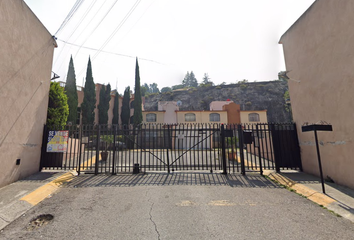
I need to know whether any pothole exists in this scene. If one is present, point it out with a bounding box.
[26,214,54,231]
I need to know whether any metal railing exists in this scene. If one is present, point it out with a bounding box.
[40,123,301,175]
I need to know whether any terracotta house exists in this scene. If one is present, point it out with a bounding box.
[279,0,354,189]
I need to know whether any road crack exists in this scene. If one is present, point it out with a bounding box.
[147,192,160,240]
[149,202,160,240]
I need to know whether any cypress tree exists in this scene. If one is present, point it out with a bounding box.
[81,57,96,125]
[105,83,111,122]
[133,58,142,125]
[121,86,130,125]
[112,91,119,125]
[98,85,108,124]
[64,55,78,124]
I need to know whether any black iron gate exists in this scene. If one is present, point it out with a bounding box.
[40,123,302,175]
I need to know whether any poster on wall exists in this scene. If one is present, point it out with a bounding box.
[46,130,69,152]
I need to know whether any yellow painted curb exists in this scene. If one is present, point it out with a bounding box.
[267,172,335,207]
[79,156,98,171]
[20,171,76,206]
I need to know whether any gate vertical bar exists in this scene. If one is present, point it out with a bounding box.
[256,124,263,175]
[95,125,100,175]
[112,125,116,175]
[238,124,246,175]
[221,124,227,174]
[77,124,83,175]
[166,125,171,173]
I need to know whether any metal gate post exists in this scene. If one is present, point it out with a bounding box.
[77,124,83,175]
[238,124,246,175]
[166,125,171,173]
[95,125,100,175]
[112,125,116,175]
[39,124,48,171]
[221,124,227,174]
[256,124,263,175]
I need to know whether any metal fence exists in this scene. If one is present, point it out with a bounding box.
[40,123,302,175]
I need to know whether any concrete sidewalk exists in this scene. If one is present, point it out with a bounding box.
[265,170,354,223]
[0,171,76,230]
[1,169,354,231]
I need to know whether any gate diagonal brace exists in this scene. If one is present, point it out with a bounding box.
[123,132,167,166]
[169,130,218,166]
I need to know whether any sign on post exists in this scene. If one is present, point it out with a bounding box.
[46,130,69,152]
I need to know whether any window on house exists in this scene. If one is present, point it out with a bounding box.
[130,100,134,109]
[209,113,220,122]
[248,113,260,122]
[185,113,196,122]
[146,113,157,122]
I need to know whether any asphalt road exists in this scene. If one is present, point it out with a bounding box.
[2,172,354,240]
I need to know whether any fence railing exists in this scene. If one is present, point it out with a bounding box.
[40,123,302,175]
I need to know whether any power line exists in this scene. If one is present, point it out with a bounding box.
[75,0,143,78]
[92,0,142,60]
[55,0,121,80]
[73,0,120,59]
[54,0,85,36]
[114,0,156,46]
[54,0,100,67]
[57,39,165,65]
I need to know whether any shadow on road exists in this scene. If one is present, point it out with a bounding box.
[64,172,281,189]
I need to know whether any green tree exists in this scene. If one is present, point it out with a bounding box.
[47,82,69,128]
[81,57,96,125]
[143,83,150,92]
[121,86,130,125]
[182,71,190,87]
[140,85,147,96]
[112,91,119,124]
[98,84,111,124]
[133,58,143,125]
[182,71,198,87]
[189,71,198,87]
[161,87,172,93]
[64,56,78,124]
[149,83,159,93]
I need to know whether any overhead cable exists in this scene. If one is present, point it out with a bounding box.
[54,0,85,36]
[92,0,142,60]
[58,39,165,65]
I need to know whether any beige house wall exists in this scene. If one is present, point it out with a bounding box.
[240,111,268,124]
[177,111,227,124]
[142,111,165,124]
[0,1,56,187]
[279,0,354,189]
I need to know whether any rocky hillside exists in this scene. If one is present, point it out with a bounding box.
[144,80,292,123]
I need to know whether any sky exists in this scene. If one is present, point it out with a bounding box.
[24,0,315,94]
